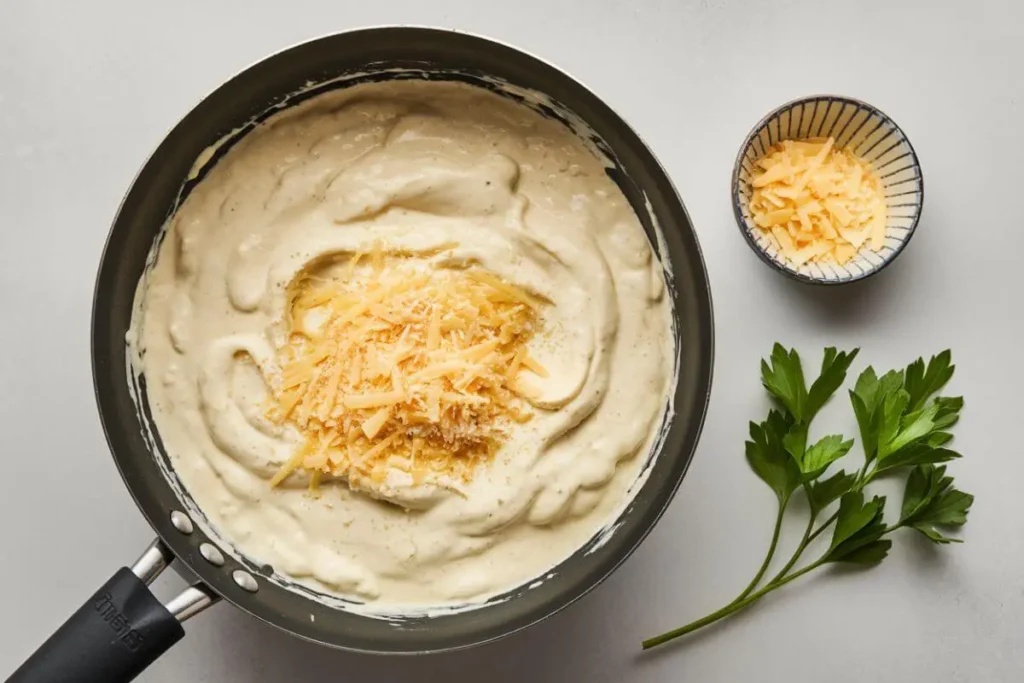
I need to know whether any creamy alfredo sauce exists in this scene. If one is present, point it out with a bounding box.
[131,79,674,610]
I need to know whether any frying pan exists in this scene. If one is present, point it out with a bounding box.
[8,27,713,683]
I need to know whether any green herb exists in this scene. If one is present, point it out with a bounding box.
[642,345,973,650]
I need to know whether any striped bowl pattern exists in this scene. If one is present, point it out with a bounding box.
[732,96,923,284]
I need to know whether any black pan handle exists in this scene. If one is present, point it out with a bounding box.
[7,539,218,683]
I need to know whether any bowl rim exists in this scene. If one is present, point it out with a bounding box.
[731,94,925,286]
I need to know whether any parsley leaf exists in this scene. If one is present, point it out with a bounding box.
[899,464,974,544]
[761,344,807,422]
[879,403,938,460]
[825,491,889,563]
[763,346,858,426]
[797,435,854,478]
[874,445,960,475]
[806,347,859,421]
[745,410,801,503]
[904,350,954,413]
[764,346,859,485]
[807,470,858,511]
[852,357,963,471]
[853,367,905,409]
[933,396,964,430]
[877,389,911,455]
[849,367,904,462]
[836,539,893,565]
[782,428,807,469]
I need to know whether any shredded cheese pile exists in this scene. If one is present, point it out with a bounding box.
[749,137,887,267]
[266,252,547,492]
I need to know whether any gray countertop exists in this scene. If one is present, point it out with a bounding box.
[2,1,1021,681]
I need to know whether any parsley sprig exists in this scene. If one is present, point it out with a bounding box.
[643,346,973,650]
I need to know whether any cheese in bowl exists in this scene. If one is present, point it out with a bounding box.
[130,79,674,610]
[749,137,887,268]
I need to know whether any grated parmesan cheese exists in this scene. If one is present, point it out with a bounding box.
[266,251,548,491]
[749,137,887,268]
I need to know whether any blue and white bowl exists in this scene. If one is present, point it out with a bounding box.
[732,95,923,284]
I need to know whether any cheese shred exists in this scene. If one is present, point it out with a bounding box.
[267,252,548,489]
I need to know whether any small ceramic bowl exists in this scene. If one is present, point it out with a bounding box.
[732,95,923,284]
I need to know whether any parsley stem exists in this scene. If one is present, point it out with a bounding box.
[772,463,873,575]
[732,501,787,603]
[807,510,839,544]
[642,558,826,650]
[759,464,876,592]
[765,510,818,585]
[773,466,870,570]
[857,460,872,481]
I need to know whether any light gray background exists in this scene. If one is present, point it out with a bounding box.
[1,0,1020,681]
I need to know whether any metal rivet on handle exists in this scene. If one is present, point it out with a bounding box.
[170,511,194,534]
[233,570,258,593]
[199,543,224,566]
